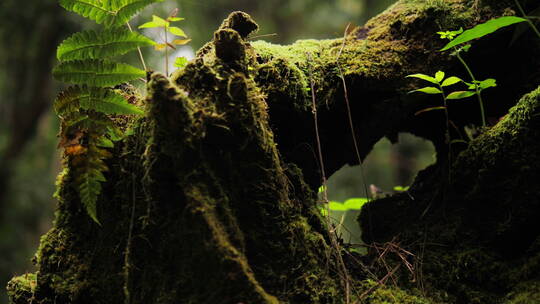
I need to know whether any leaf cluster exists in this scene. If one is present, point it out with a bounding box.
[139,13,191,51]
[440,16,526,51]
[406,15,525,120]
[408,71,496,102]
[53,0,161,223]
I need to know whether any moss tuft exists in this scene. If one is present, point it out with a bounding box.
[7,273,36,304]
[219,11,259,38]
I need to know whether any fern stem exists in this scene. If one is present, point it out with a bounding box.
[127,22,148,71]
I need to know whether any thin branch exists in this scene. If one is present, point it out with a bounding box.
[127,22,148,71]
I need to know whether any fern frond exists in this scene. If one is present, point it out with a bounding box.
[57,29,155,61]
[60,0,164,28]
[68,114,117,133]
[59,0,112,25]
[83,87,144,115]
[104,0,165,27]
[73,143,109,224]
[55,86,144,117]
[53,59,145,87]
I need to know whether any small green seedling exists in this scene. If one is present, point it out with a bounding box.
[437,28,463,40]
[406,70,465,119]
[438,16,526,126]
[407,70,469,165]
[139,8,191,75]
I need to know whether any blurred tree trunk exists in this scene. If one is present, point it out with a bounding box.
[0,2,75,301]
[0,1,73,216]
[7,0,540,303]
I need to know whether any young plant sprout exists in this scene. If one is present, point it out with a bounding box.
[438,16,526,126]
[406,70,464,163]
[139,8,191,76]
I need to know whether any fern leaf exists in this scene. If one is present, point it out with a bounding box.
[53,60,145,87]
[65,114,90,127]
[57,29,155,61]
[76,163,103,224]
[59,0,112,25]
[97,137,114,148]
[83,88,144,115]
[73,142,112,224]
[60,0,164,27]
[55,86,144,116]
[54,86,85,116]
[104,0,165,28]
[72,116,117,135]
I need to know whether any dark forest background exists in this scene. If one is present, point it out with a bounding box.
[0,0,435,301]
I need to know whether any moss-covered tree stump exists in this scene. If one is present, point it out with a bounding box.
[7,0,540,303]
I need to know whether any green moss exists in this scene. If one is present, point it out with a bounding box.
[251,38,343,112]
[360,85,540,304]
[218,11,259,39]
[505,281,540,304]
[14,1,533,303]
[7,273,36,304]
[356,280,437,304]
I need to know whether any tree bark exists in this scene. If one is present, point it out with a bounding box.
[7,0,540,303]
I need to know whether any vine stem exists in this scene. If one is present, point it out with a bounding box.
[307,52,352,304]
[456,51,486,126]
[126,22,148,71]
[336,24,371,202]
[514,0,540,39]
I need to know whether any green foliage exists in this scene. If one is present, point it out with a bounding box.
[54,86,143,116]
[138,14,187,38]
[53,0,160,223]
[437,17,512,126]
[407,14,522,128]
[393,185,409,192]
[138,9,191,75]
[73,141,111,224]
[57,29,156,61]
[59,0,165,28]
[343,198,369,210]
[440,16,526,51]
[407,71,463,99]
[174,57,188,68]
[324,197,369,212]
[408,72,497,104]
[53,59,145,87]
[437,28,463,40]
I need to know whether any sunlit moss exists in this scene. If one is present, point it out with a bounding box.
[6,273,36,304]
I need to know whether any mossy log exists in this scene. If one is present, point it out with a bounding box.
[7,0,540,303]
[360,85,540,303]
